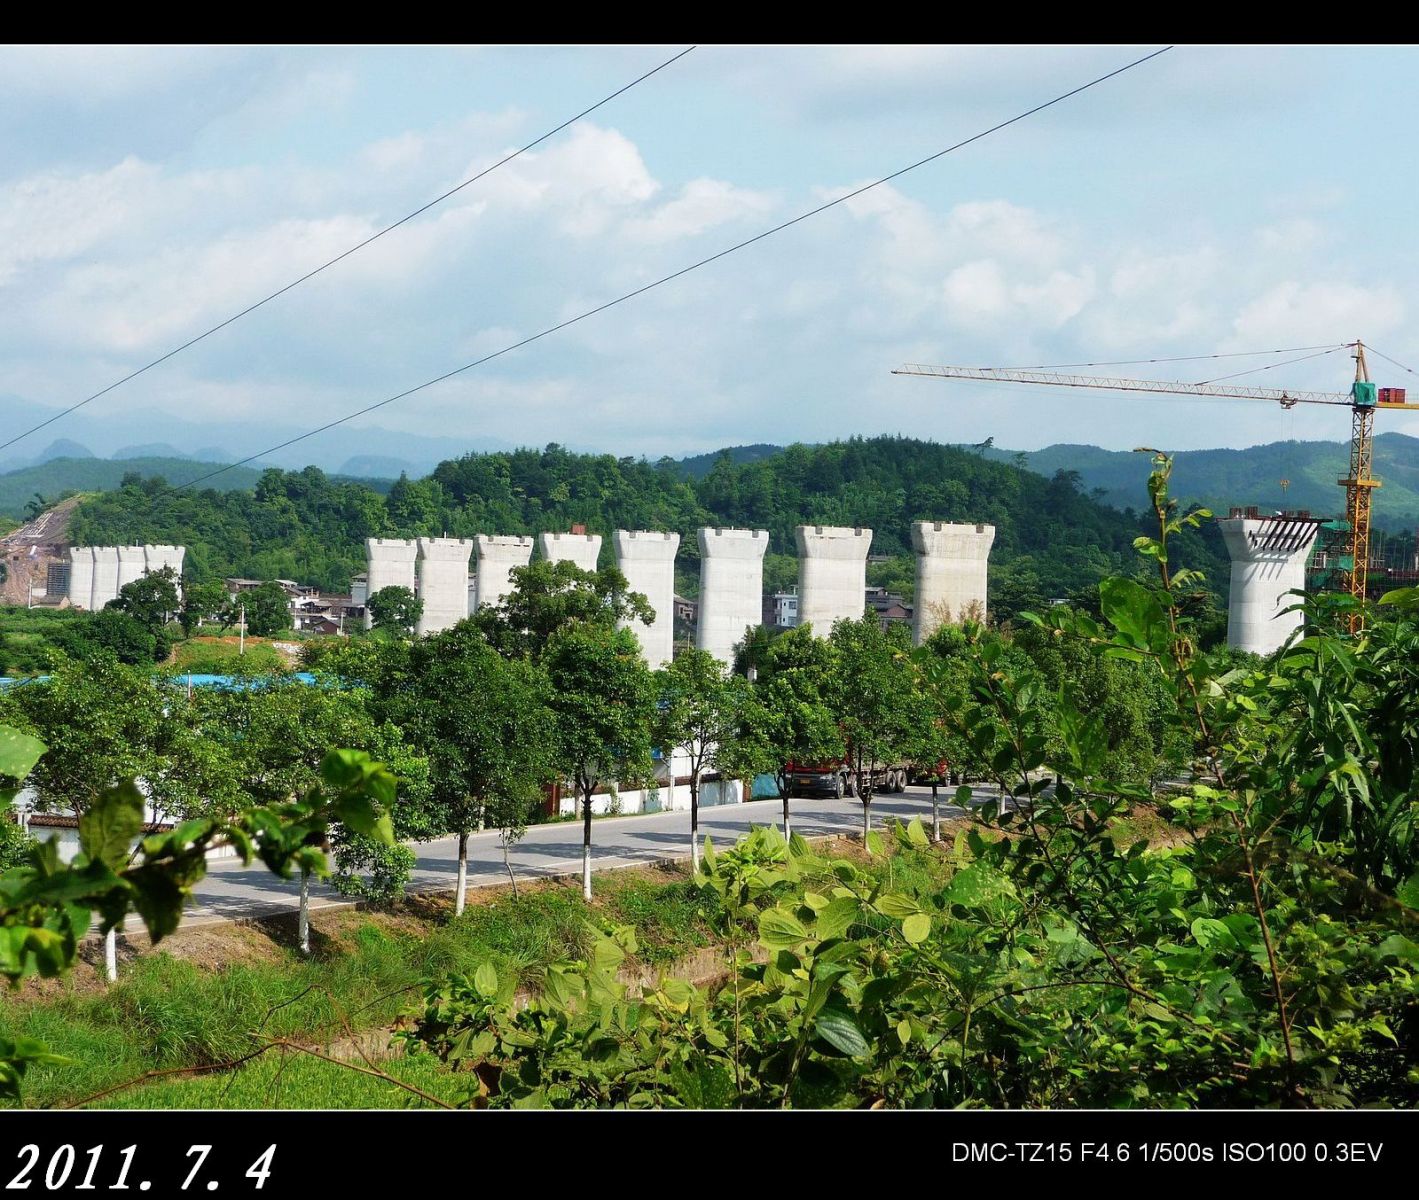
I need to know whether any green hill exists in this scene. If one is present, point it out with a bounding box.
[991,433,1419,530]
[65,438,1226,617]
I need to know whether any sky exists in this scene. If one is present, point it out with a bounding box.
[2,42,1418,465]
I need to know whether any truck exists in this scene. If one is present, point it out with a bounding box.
[781,756,944,799]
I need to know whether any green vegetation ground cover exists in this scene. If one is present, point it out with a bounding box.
[0,859,739,1109]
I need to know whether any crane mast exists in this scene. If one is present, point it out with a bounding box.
[893,341,1419,631]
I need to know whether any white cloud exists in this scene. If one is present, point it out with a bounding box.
[1229,281,1404,348]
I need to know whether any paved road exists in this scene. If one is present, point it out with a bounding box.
[170,783,995,929]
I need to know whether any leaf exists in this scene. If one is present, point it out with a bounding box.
[901,912,931,945]
[865,830,884,857]
[758,908,810,950]
[0,726,45,781]
[905,817,929,849]
[814,896,859,941]
[1397,870,1419,912]
[1099,577,1167,652]
[875,892,923,919]
[945,864,1017,911]
[79,782,145,871]
[815,1008,870,1058]
[1190,917,1237,952]
[474,962,498,998]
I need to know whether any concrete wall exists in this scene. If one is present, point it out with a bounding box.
[1218,516,1320,656]
[416,537,474,636]
[796,525,872,635]
[89,547,120,610]
[911,521,996,645]
[614,530,679,669]
[364,538,419,630]
[474,535,534,610]
[146,544,186,578]
[116,546,147,592]
[696,527,769,665]
[67,547,94,610]
[146,545,186,601]
[539,531,601,572]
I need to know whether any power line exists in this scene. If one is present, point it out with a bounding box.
[0,45,697,458]
[176,45,1174,491]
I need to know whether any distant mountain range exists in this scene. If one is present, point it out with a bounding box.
[0,393,540,481]
[983,433,1419,530]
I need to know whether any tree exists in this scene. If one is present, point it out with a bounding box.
[368,585,423,637]
[543,623,656,899]
[0,654,174,979]
[473,560,651,661]
[750,626,844,839]
[826,615,917,838]
[51,608,162,665]
[654,649,750,871]
[241,581,293,637]
[199,679,405,951]
[388,624,555,911]
[108,566,180,635]
[179,579,232,635]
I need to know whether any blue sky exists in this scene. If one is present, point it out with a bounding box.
[2,43,1417,463]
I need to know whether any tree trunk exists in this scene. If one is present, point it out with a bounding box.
[690,770,700,873]
[104,927,117,983]
[298,867,311,955]
[931,782,940,842]
[782,792,791,841]
[582,786,594,901]
[455,831,469,917]
[861,794,872,841]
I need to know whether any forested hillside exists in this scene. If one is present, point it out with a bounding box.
[66,437,1229,613]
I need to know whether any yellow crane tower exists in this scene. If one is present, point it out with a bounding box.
[893,341,1419,631]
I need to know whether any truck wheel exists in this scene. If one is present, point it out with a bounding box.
[832,774,844,799]
[843,774,856,798]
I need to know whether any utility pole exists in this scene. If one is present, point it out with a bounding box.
[239,602,246,655]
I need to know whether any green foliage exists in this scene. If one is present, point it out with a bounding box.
[368,585,423,636]
[107,566,180,638]
[239,581,293,637]
[404,453,1419,1109]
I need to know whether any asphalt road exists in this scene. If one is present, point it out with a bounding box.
[170,783,997,929]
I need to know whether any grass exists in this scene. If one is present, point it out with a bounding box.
[0,865,724,1109]
[164,636,287,675]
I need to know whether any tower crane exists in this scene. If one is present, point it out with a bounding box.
[893,341,1419,631]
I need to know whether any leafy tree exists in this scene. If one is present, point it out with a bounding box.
[750,626,844,838]
[474,560,651,660]
[825,615,917,838]
[198,679,418,948]
[542,623,656,899]
[654,649,751,871]
[108,566,180,635]
[50,609,163,665]
[368,585,423,637]
[387,624,555,910]
[239,581,292,638]
[179,578,232,635]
